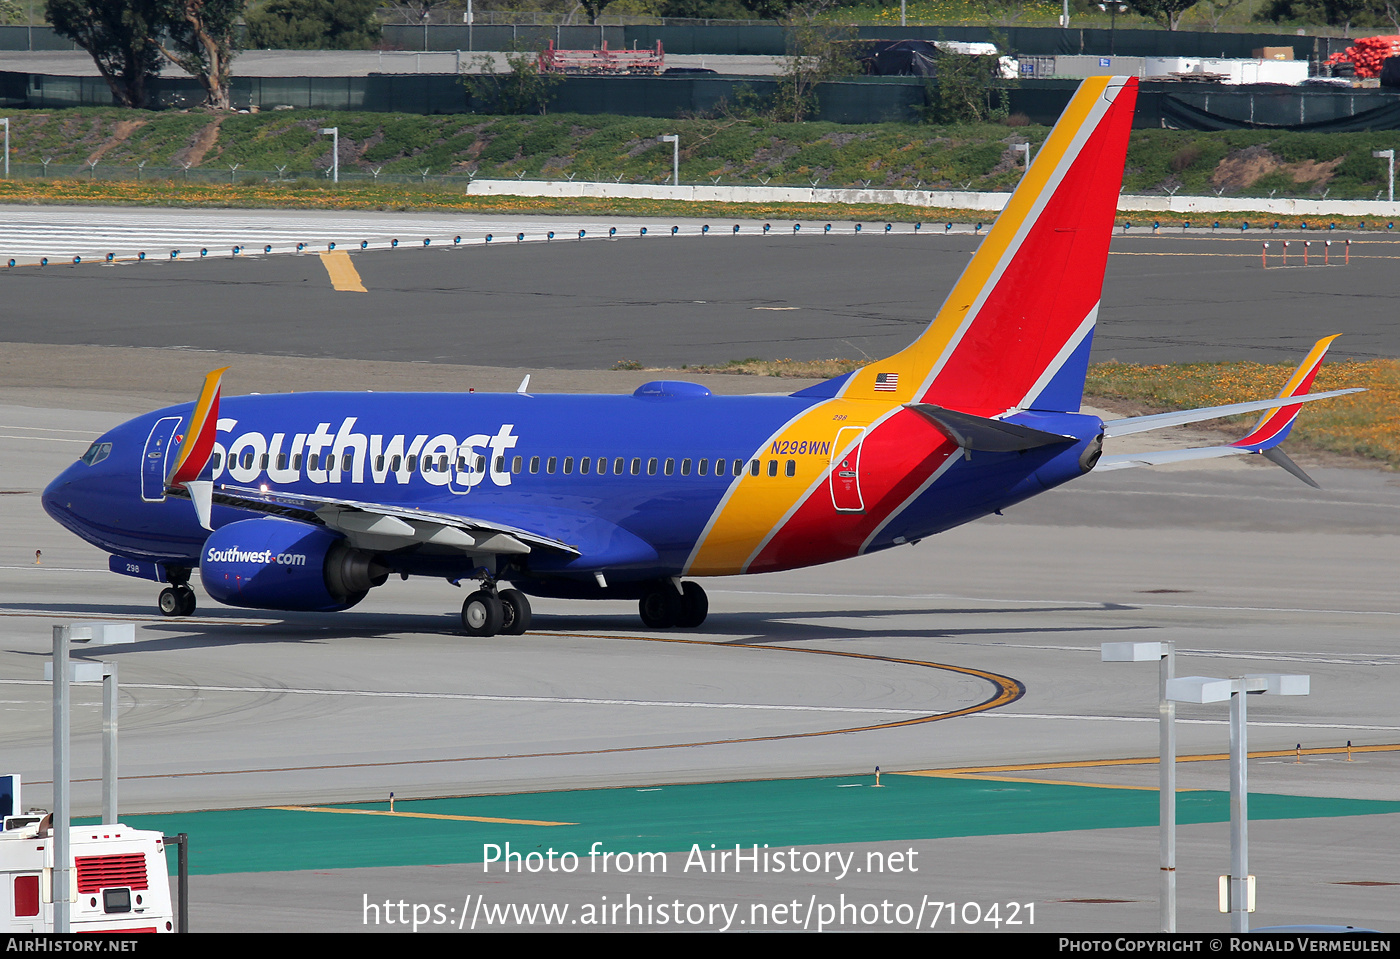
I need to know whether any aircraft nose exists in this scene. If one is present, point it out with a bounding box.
[42,464,83,528]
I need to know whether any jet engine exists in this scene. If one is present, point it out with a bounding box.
[200,517,387,612]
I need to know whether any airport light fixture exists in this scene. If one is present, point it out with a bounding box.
[1372,149,1394,201]
[1165,673,1310,933]
[320,127,339,183]
[1101,641,1177,932]
[660,134,679,187]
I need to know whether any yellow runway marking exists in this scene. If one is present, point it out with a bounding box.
[911,772,1178,792]
[268,806,575,826]
[319,250,366,292]
[899,743,1400,786]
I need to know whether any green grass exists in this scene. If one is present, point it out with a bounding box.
[10,107,1400,199]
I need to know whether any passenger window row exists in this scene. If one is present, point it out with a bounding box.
[210,452,802,479]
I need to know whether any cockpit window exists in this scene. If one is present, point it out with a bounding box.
[79,442,112,466]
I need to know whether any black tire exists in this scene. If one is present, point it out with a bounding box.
[175,585,197,617]
[462,590,504,637]
[158,587,180,617]
[674,581,708,628]
[499,589,532,636]
[638,584,681,629]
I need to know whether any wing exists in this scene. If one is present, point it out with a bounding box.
[187,483,581,558]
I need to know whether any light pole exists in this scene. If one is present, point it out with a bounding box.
[1097,2,1128,57]
[320,127,339,183]
[1013,142,1031,180]
[46,622,134,931]
[1372,148,1394,203]
[660,134,679,187]
[1102,641,1176,932]
[1166,673,1310,933]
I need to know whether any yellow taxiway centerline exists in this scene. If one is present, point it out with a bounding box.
[319,250,367,292]
[268,806,575,826]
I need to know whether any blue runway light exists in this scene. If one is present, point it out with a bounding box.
[885,223,892,234]
[454,235,462,245]
[763,223,770,234]
[793,223,800,233]
[139,252,146,260]
[426,238,433,246]
[578,229,585,239]
[485,234,493,244]
[732,224,739,234]
[200,248,207,257]
[390,239,398,248]
[640,227,647,236]
[105,253,114,262]
[914,222,922,232]
[264,245,271,254]
[360,240,367,249]
[671,226,678,235]
[73,256,81,264]
[854,223,861,233]
[609,227,616,237]
[702,225,709,235]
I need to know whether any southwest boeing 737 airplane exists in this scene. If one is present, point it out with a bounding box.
[43,76,1360,637]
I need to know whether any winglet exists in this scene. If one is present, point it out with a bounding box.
[1230,335,1340,452]
[167,367,228,488]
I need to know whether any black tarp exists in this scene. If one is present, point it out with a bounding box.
[861,40,939,78]
[1158,90,1400,131]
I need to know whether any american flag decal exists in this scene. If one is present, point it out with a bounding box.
[874,372,899,392]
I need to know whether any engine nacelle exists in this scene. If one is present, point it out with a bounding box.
[200,518,386,612]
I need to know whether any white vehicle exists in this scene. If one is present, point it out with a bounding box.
[1,814,174,933]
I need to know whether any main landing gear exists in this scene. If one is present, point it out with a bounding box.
[461,582,532,638]
[639,580,708,629]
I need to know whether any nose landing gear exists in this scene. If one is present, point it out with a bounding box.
[158,584,196,617]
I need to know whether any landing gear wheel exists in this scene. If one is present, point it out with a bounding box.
[639,584,682,629]
[159,586,196,618]
[461,590,504,637]
[174,585,196,617]
[674,581,708,629]
[498,588,532,636]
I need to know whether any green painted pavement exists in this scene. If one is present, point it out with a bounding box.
[86,774,1400,876]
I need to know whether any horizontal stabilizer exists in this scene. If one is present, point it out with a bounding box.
[906,403,1076,452]
[1102,388,1361,437]
[1096,444,1320,488]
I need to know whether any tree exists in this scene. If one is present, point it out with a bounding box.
[157,0,244,110]
[1257,0,1391,26]
[919,50,1011,124]
[46,0,164,108]
[1128,0,1198,30]
[245,0,383,50]
[462,50,562,115]
[770,2,858,123]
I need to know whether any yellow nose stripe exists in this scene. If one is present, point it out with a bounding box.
[320,250,367,292]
